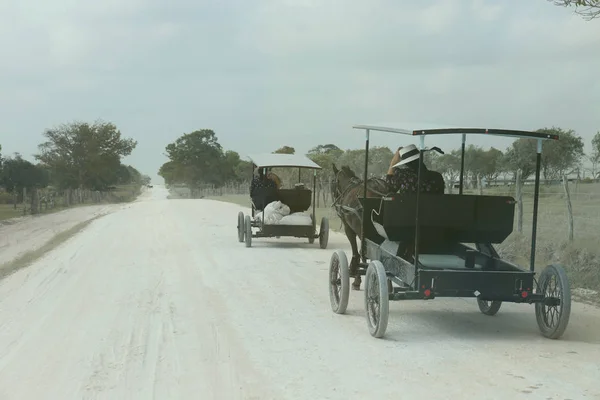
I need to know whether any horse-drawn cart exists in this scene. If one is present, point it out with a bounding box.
[237,153,329,249]
[328,124,571,339]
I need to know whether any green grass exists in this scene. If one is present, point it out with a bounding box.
[0,205,24,221]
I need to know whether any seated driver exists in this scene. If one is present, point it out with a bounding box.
[385,144,445,194]
[266,169,282,189]
[250,166,279,209]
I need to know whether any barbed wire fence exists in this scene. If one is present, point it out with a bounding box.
[167,171,600,245]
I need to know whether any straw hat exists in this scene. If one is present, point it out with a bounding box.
[392,144,421,168]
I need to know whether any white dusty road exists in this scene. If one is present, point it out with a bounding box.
[0,186,599,400]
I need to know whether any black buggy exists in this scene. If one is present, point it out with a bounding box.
[237,153,329,249]
[328,124,571,339]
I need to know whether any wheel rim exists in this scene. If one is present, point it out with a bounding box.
[539,273,564,330]
[330,255,342,307]
[480,300,491,311]
[367,271,380,328]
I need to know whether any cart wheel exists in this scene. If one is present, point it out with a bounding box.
[237,212,245,243]
[244,215,252,248]
[329,250,350,314]
[535,264,571,339]
[477,299,502,316]
[319,217,329,249]
[364,260,389,338]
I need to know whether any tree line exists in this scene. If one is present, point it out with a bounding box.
[0,120,150,211]
[159,127,599,192]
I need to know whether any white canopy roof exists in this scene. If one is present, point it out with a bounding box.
[246,153,322,169]
[352,122,559,141]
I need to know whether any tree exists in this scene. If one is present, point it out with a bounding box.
[480,147,504,183]
[273,146,295,154]
[537,127,584,181]
[115,164,142,185]
[431,151,461,189]
[1,154,49,198]
[35,120,137,190]
[548,0,600,20]
[158,161,182,185]
[308,144,342,156]
[161,129,226,188]
[141,175,152,185]
[307,144,343,174]
[223,150,252,182]
[502,127,584,183]
[589,131,600,180]
[503,140,537,181]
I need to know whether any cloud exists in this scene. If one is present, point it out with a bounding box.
[0,0,599,181]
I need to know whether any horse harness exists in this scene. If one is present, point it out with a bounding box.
[331,170,389,223]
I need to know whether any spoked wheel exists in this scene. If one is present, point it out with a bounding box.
[244,215,252,248]
[329,250,350,314]
[477,299,502,316]
[535,264,571,339]
[237,212,245,243]
[319,217,329,249]
[364,260,389,338]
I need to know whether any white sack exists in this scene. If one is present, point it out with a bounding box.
[262,201,290,225]
[278,212,313,226]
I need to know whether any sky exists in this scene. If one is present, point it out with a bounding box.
[1,0,599,183]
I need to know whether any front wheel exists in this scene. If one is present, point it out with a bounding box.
[244,215,252,248]
[329,250,350,314]
[364,260,389,338]
[477,299,502,316]
[319,217,329,249]
[535,264,571,339]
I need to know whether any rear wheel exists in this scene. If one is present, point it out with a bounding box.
[319,217,329,249]
[329,250,350,314]
[237,212,244,243]
[244,215,252,248]
[535,264,571,339]
[477,299,502,316]
[364,261,389,338]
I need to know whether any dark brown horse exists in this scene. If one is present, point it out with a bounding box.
[331,164,391,290]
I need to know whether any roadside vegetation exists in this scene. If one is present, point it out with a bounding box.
[0,120,150,222]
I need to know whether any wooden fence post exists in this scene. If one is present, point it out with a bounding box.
[31,187,39,214]
[516,169,523,233]
[22,187,27,215]
[562,175,574,241]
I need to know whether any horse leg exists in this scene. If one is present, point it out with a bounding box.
[343,222,362,290]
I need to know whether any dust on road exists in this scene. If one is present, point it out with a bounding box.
[0,186,598,400]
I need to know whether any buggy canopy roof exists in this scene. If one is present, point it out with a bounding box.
[247,153,322,169]
[352,122,559,141]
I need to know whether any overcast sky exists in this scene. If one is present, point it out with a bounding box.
[1,0,599,182]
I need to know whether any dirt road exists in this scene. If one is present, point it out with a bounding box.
[0,186,598,399]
